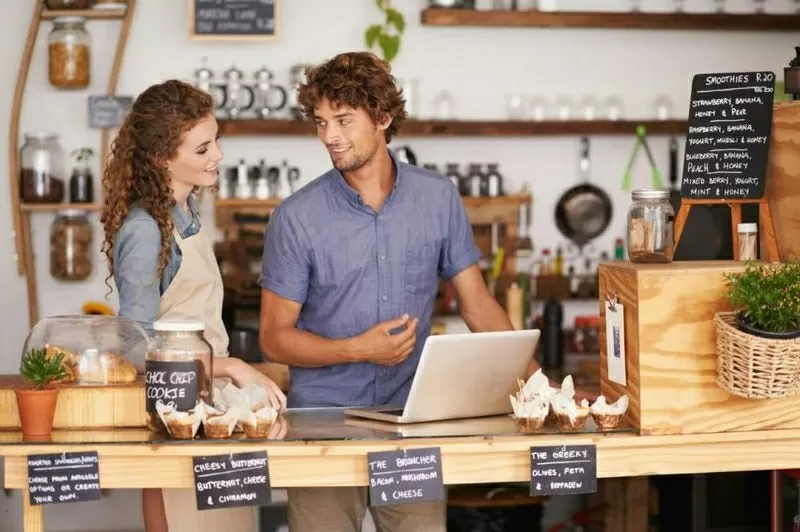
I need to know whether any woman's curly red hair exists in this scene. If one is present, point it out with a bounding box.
[296,51,407,143]
[100,79,213,291]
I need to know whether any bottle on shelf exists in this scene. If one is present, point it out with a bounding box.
[554,246,564,276]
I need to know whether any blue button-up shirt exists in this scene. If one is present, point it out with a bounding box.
[260,152,482,408]
[112,196,202,335]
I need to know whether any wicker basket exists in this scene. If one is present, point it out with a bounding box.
[715,311,800,399]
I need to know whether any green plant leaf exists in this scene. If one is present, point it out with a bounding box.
[725,260,800,333]
[375,0,385,8]
[365,24,383,49]
[385,8,405,33]
[378,34,401,63]
[20,348,67,390]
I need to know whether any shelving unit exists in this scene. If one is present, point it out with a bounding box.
[420,7,800,31]
[8,0,137,325]
[219,118,687,137]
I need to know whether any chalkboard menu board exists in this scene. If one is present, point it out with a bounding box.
[28,451,102,506]
[367,447,444,507]
[191,0,279,40]
[88,95,133,129]
[530,444,597,496]
[680,71,775,200]
[193,451,271,511]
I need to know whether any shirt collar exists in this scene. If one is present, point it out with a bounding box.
[172,194,199,236]
[333,149,403,209]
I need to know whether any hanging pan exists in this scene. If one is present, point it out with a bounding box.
[554,137,613,248]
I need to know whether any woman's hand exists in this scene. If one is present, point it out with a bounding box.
[215,357,288,412]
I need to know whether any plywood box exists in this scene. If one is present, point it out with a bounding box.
[599,260,800,435]
[0,376,146,430]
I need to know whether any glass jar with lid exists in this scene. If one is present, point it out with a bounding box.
[47,16,90,89]
[50,210,93,281]
[20,133,65,203]
[145,320,214,434]
[626,189,675,263]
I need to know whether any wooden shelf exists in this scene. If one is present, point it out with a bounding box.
[420,8,800,31]
[20,202,101,212]
[218,118,687,137]
[41,8,127,19]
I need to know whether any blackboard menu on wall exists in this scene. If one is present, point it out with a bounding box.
[28,451,102,506]
[680,71,775,200]
[191,0,279,40]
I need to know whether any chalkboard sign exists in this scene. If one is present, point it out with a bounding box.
[680,71,775,200]
[144,360,199,413]
[190,0,279,41]
[88,95,133,129]
[193,451,271,511]
[28,451,101,506]
[530,444,597,496]
[367,447,444,507]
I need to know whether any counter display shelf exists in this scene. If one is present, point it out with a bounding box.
[3,408,800,532]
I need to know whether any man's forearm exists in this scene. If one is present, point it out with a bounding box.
[261,327,361,368]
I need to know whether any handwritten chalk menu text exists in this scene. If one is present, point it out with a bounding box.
[530,444,597,496]
[193,0,276,38]
[193,451,271,511]
[145,360,198,413]
[367,447,444,507]
[88,95,133,128]
[681,71,775,200]
[28,451,101,506]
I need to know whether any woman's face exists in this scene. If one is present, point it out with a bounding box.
[167,114,223,198]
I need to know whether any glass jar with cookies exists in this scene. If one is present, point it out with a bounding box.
[47,16,91,89]
[20,315,147,387]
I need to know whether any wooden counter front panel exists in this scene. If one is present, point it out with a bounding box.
[600,261,800,435]
[0,377,146,430]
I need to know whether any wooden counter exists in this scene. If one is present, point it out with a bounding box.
[3,409,800,531]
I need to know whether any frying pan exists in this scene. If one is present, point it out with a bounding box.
[554,137,613,248]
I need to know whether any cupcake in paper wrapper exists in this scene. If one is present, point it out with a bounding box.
[155,401,203,440]
[203,406,240,439]
[510,395,549,433]
[515,369,559,403]
[590,395,629,429]
[550,394,590,431]
[242,404,279,438]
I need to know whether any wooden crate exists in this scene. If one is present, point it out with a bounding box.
[599,260,800,435]
[0,376,146,430]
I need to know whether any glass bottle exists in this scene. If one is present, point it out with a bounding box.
[69,147,94,203]
[627,189,675,263]
[47,16,91,89]
[50,210,92,281]
[45,0,91,8]
[20,133,65,203]
[145,320,214,435]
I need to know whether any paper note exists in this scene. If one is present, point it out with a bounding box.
[605,302,627,387]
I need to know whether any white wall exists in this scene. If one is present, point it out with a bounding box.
[0,0,796,529]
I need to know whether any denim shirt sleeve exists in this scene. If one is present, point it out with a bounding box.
[440,184,482,280]
[113,214,162,335]
[259,205,311,303]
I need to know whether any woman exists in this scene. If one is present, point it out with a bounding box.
[101,79,286,531]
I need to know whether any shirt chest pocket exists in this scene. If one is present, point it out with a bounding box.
[404,240,441,295]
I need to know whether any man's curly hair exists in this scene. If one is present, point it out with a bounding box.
[297,51,407,143]
[100,79,213,292]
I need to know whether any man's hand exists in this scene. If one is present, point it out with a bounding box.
[352,314,418,366]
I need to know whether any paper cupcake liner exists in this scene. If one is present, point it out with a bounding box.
[592,412,624,430]
[242,419,273,439]
[514,416,546,434]
[556,412,589,431]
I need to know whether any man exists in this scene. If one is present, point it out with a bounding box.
[258,51,535,532]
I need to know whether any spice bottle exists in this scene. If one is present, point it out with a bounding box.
[47,16,91,89]
[737,223,758,261]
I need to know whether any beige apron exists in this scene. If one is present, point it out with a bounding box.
[157,226,257,531]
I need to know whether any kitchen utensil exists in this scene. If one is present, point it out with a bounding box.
[621,125,664,190]
[554,137,613,248]
[285,163,300,194]
[221,66,255,120]
[394,145,417,165]
[253,66,287,119]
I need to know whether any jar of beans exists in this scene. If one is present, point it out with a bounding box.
[50,210,93,281]
[47,16,91,89]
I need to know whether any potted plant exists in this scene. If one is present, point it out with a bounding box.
[15,347,68,436]
[364,0,405,63]
[724,260,800,339]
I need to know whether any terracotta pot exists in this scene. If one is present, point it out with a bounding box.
[15,388,59,436]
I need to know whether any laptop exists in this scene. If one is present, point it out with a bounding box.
[344,329,541,424]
